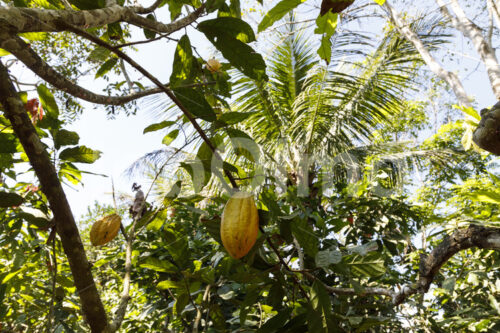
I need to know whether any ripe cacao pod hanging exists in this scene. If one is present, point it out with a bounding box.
[90,214,121,246]
[220,192,259,259]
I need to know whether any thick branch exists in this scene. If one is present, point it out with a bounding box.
[488,0,500,30]
[418,224,500,292]
[436,0,500,100]
[0,61,107,332]
[384,1,472,107]
[301,225,500,306]
[0,31,163,105]
[0,4,205,34]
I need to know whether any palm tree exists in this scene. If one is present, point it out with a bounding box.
[225,15,449,196]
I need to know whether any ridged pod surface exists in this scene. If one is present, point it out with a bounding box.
[220,192,259,259]
[90,214,121,246]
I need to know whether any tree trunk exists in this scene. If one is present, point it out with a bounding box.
[436,0,500,100]
[384,1,472,107]
[0,61,108,332]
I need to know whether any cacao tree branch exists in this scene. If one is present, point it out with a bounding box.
[0,3,205,34]
[132,0,164,14]
[436,0,500,100]
[384,0,472,107]
[0,61,108,333]
[0,31,164,105]
[300,225,500,306]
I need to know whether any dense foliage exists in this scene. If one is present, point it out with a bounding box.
[1,0,500,332]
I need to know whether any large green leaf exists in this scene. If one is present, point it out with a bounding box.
[172,87,217,122]
[54,129,80,150]
[257,308,293,333]
[37,84,59,118]
[59,146,101,164]
[258,0,305,32]
[139,258,177,273]
[314,12,338,63]
[467,190,500,204]
[198,19,267,81]
[95,58,118,79]
[198,17,255,43]
[170,35,195,87]
[345,252,386,278]
[143,120,176,134]
[0,133,17,153]
[162,129,180,146]
[0,192,24,207]
[291,218,318,257]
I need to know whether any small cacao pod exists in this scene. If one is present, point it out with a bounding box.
[220,192,259,259]
[206,58,222,73]
[90,214,121,246]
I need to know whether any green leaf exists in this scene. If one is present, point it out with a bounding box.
[199,17,255,42]
[157,280,183,289]
[107,22,123,40]
[164,180,182,205]
[143,14,157,39]
[257,308,293,333]
[18,212,51,228]
[143,120,176,134]
[58,162,82,184]
[454,104,481,122]
[258,0,305,32]
[345,252,385,278]
[0,133,17,153]
[180,160,211,193]
[315,249,342,268]
[172,87,217,121]
[467,190,500,204]
[291,218,318,257]
[162,129,180,145]
[219,111,256,125]
[87,47,111,63]
[95,58,118,79]
[0,48,10,57]
[139,258,177,273]
[198,19,267,81]
[314,12,338,36]
[200,215,222,244]
[54,129,80,150]
[0,192,24,207]
[59,146,101,164]
[170,35,195,87]
[19,32,48,41]
[37,84,59,118]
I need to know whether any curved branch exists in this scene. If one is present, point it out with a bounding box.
[0,32,163,105]
[0,4,205,34]
[302,225,500,306]
[0,60,108,332]
[384,0,472,107]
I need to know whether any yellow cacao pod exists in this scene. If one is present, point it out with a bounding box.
[206,58,222,73]
[220,192,259,259]
[90,214,121,246]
